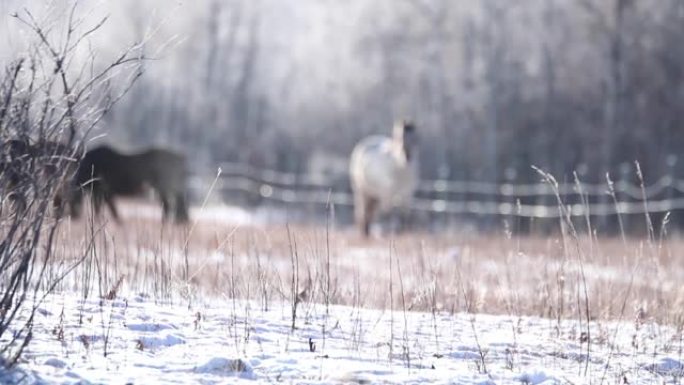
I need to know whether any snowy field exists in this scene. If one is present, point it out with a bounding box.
[3,203,684,384]
[1,291,684,384]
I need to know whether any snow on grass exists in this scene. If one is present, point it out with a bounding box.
[8,207,684,383]
[2,292,684,384]
[116,202,264,226]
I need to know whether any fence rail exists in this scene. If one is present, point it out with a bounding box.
[196,161,684,218]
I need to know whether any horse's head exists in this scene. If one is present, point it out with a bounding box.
[393,119,418,163]
[37,141,82,219]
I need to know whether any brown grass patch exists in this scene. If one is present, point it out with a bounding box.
[49,200,684,326]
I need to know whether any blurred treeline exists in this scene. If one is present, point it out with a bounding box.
[2,0,684,186]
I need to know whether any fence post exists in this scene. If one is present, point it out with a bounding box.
[503,167,517,234]
[619,162,631,233]
[576,163,588,234]
[437,163,450,230]
[666,154,678,229]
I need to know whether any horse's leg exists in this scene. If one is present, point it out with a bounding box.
[52,193,64,219]
[353,193,366,236]
[104,193,120,222]
[397,206,412,233]
[92,189,105,216]
[174,192,189,223]
[69,189,83,219]
[9,191,27,214]
[159,192,171,223]
[7,175,27,213]
[360,195,377,238]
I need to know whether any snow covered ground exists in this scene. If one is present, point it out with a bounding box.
[2,204,684,384]
[116,202,264,226]
[2,292,684,384]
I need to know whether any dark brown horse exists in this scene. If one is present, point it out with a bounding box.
[71,145,190,223]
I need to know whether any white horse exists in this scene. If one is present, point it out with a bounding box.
[349,120,419,237]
